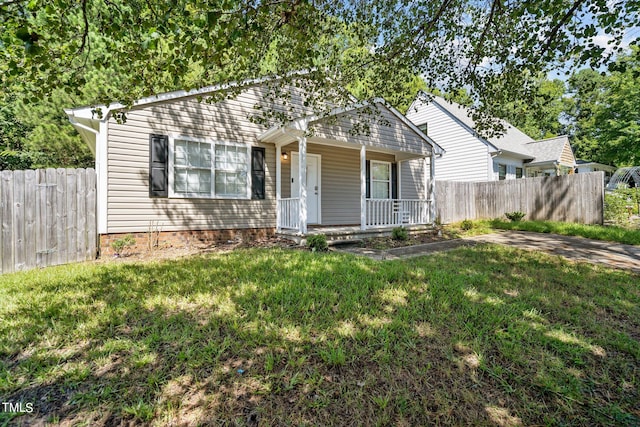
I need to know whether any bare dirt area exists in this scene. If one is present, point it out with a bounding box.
[356,228,458,250]
[95,236,300,264]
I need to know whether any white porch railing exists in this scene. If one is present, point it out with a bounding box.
[366,199,430,228]
[278,198,300,230]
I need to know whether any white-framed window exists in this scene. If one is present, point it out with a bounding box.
[371,160,391,199]
[169,136,249,199]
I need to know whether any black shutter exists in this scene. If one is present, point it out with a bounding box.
[251,147,265,200]
[391,163,398,199]
[365,160,371,199]
[149,134,168,198]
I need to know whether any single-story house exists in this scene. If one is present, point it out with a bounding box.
[575,160,616,183]
[405,94,576,182]
[65,78,444,252]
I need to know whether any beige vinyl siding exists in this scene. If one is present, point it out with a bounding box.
[280,142,397,225]
[407,101,491,182]
[309,106,431,156]
[400,158,428,199]
[105,85,307,233]
[560,141,576,166]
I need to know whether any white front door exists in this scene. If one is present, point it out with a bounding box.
[291,153,321,224]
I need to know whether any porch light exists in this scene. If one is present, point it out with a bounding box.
[282,152,289,160]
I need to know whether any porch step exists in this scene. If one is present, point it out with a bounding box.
[277,224,435,246]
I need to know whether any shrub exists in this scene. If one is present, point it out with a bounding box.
[392,226,409,241]
[461,219,474,230]
[604,189,635,225]
[111,234,136,257]
[306,234,328,252]
[505,211,526,222]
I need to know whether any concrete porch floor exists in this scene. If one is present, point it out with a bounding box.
[276,224,435,245]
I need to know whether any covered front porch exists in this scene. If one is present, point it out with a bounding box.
[258,100,442,237]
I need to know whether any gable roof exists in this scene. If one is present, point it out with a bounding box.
[66,77,442,157]
[524,136,570,166]
[259,97,444,156]
[409,92,575,165]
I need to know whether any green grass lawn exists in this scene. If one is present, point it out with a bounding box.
[1,246,639,426]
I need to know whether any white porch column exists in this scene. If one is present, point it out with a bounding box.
[276,144,282,231]
[360,145,367,230]
[298,136,308,234]
[429,152,436,224]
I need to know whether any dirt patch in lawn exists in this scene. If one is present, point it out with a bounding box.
[96,236,301,264]
[357,228,459,250]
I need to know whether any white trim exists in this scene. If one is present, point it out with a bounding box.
[429,152,436,224]
[168,135,251,199]
[297,137,308,234]
[258,98,445,156]
[276,145,282,230]
[97,119,108,234]
[360,145,366,230]
[370,160,392,199]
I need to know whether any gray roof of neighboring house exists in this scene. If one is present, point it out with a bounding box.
[427,95,572,165]
[524,136,569,166]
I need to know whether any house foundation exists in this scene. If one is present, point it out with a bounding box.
[99,228,276,256]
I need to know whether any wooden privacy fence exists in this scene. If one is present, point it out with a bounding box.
[435,172,604,225]
[0,168,97,274]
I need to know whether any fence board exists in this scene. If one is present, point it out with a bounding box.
[66,169,78,263]
[56,169,67,265]
[86,169,97,260]
[435,172,604,225]
[12,170,25,271]
[36,169,47,267]
[0,168,97,274]
[46,168,57,266]
[24,170,36,270]
[1,171,13,273]
[76,169,87,261]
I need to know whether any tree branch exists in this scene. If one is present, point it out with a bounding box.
[539,0,587,58]
[465,0,501,74]
[78,0,89,53]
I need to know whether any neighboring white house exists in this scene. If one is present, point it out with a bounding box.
[575,160,616,183]
[65,78,444,252]
[406,94,576,182]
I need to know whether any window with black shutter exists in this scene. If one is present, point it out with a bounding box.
[149,134,168,197]
[251,147,265,200]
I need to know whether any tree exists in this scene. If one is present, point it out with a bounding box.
[565,68,605,162]
[492,76,569,139]
[591,47,640,166]
[1,0,637,131]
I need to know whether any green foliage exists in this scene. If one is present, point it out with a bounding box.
[391,226,408,241]
[306,234,328,252]
[1,0,636,133]
[492,76,569,140]
[460,219,474,231]
[505,212,526,222]
[604,191,635,226]
[111,235,136,256]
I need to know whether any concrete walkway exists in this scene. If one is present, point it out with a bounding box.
[336,231,640,274]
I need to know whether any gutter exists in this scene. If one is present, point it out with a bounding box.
[68,116,99,136]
